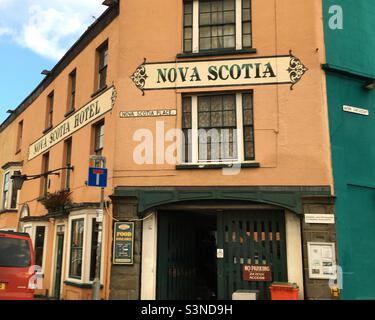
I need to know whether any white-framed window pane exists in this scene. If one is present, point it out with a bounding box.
[243,9,251,21]
[224,11,235,23]
[184,27,192,39]
[185,2,193,14]
[243,21,251,34]
[200,13,211,25]
[224,24,235,36]
[184,40,192,52]
[69,219,84,279]
[212,1,223,12]
[197,94,238,162]
[242,0,251,9]
[200,26,211,37]
[182,96,193,163]
[224,0,235,10]
[2,172,9,208]
[224,35,235,47]
[242,34,252,48]
[184,0,252,53]
[183,92,254,163]
[200,1,211,13]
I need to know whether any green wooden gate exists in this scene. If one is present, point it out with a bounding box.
[157,212,198,300]
[157,210,288,300]
[217,210,288,300]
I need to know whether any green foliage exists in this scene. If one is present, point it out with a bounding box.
[41,190,72,213]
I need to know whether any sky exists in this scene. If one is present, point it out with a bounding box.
[0,0,107,123]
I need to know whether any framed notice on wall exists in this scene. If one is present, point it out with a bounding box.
[307,242,336,280]
[113,222,135,265]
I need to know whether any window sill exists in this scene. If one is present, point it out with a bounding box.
[64,280,104,289]
[15,149,21,155]
[176,162,260,170]
[0,209,18,214]
[64,108,76,118]
[91,85,108,99]
[43,125,53,135]
[176,48,257,59]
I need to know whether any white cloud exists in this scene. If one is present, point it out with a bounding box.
[0,0,107,60]
[0,26,13,36]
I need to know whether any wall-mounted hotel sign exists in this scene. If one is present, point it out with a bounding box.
[130,51,308,94]
[120,109,177,118]
[28,86,117,161]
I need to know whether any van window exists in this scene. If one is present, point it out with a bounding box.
[0,237,31,268]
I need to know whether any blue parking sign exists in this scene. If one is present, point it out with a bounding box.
[88,167,108,188]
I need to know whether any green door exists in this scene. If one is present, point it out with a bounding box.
[217,210,288,300]
[54,233,64,299]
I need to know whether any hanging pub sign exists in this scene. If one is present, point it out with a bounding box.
[28,86,117,161]
[113,222,135,265]
[130,51,308,94]
[243,265,272,282]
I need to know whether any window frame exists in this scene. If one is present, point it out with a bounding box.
[67,69,77,113]
[93,120,105,156]
[16,120,23,153]
[89,218,99,281]
[2,172,10,210]
[34,225,46,270]
[68,218,85,280]
[66,210,105,285]
[46,91,54,130]
[22,222,48,275]
[40,152,50,197]
[62,138,73,190]
[96,41,109,92]
[181,91,256,165]
[183,0,252,54]
[1,168,21,211]
[50,221,67,297]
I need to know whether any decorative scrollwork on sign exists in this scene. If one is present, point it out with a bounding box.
[111,87,117,108]
[287,50,308,90]
[130,58,148,95]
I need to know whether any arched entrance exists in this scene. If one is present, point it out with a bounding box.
[156,203,288,300]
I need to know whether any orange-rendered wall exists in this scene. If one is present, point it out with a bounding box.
[112,0,333,188]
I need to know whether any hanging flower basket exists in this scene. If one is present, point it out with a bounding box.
[41,190,72,214]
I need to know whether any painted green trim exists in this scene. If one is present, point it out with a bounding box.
[112,186,332,215]
[177,48,257,59]
[176,162,260,170]
[322,64,375,82]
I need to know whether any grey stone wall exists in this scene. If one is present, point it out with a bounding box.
[301,196,339,300]
[109,197,142,300]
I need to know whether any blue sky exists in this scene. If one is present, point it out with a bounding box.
[0,0,107,123]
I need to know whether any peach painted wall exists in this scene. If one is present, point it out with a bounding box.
[0,14,120,299]
[111,0,333,188]
[0,0,333,299]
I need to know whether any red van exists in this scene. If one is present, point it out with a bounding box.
[0,231,36,300]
